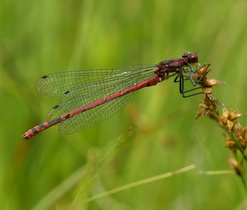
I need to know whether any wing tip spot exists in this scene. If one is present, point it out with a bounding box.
[64,90,71,94]
[41,75,48,79]
[52,104,60,109]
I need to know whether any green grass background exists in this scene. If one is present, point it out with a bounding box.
[1,0,247,209]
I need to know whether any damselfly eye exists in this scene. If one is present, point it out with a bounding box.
[188,53,198,63]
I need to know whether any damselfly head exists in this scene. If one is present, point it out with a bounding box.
[182,52,198,64]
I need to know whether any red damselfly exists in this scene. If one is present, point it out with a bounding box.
[22,52,201,140]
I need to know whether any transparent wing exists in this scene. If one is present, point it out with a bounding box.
[35,65,154,96]
[58,93,135,134]
[44,65,157,134]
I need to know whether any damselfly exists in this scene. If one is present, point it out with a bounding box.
[22,52,200,140]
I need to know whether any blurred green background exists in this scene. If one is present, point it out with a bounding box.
[1,0,247,209]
